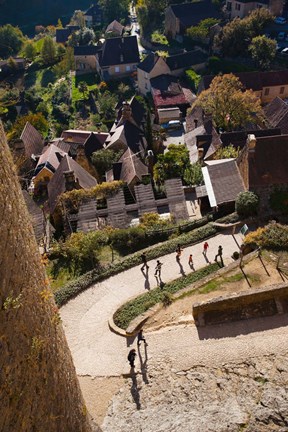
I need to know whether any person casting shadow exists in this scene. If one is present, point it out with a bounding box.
[130,369,141,410]
[138,343,149,384]
[141,267,150,290]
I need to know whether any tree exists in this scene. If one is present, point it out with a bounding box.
[213,143,240,160]
[100,0,129,23]
[0,24,24,58]
[96,90,117,120]
[8,113,49,140]
[183,162,203,186]
[24,41,37,60]
[249,35,276,70]
[54,46,75,76]
[187,17,219,41]
[117,82,130,98]
[41,36,57,64]
[216,8,273,57]
[0,122,99,432]
[70,10,85,28]
[235,191,259,217]
[78,81,88,99]
[153,144,197,185]
[196,73,264,130]
[91,148,122,179]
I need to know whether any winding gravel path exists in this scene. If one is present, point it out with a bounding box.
[60,231,288,380]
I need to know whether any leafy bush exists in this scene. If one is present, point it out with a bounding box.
[54,223,218,306]
[151,31,168,45]
[215,212,240,224]
[232,251,240,260]
[185,69,201,92]
[162,292,173,307]
[235,191,259,218]
[244,223,288,250]
[270,188,288,214]
[113,263,219,329]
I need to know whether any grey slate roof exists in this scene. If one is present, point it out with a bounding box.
[20,122,44,158]
[48,155,97,213]
[74,45,101,56]
[100,36,140,67]
[203,160,246,206]
[166,49,208,71]
[170,0,221,27]
[264,97,288,134]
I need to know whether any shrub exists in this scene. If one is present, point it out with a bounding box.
[185,69,201,92]
[113,263,219,329]
[232,251,240,260]
[151,31,168,45]
[162,292,173,307]
[235,191,259,218]
[270,188,288,214]
[55,223,218,306]
[215,212,240,224]
[244,223,288,250]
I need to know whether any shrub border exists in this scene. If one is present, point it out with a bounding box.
[55,222,219,307]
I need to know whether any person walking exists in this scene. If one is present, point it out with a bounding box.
[176,251,181,262]
[137,329,147,346]
[215,245,223,263]
[203,241,209,256]
[128,349,137,368]
[154,260,163,277]
[140,252,149,270]
[176,244,183,255]
[188,254,193,266]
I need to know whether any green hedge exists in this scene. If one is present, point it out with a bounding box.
[55,223,218,307]
[114,263,219,330]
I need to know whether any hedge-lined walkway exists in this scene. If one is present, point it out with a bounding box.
[60,231,242,377]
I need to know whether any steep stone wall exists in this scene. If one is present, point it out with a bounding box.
[0,122,100,432]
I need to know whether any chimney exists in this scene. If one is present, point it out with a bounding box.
[198,147,204,162]
[247,134,256,156]
[121,101,132,121]
[63,170,77,191]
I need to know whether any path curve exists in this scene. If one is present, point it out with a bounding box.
[61,232,246,376]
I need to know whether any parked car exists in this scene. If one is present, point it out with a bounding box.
[281,47,288,55]
[162,120,182,131]
[278,32,286,40]
[275,17,287,25]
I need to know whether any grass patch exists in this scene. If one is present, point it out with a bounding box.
[224,273,244,283]
[197,279,220,294]
[71,74,98,102]
[113,263,219,330]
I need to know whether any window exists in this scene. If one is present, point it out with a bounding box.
[126,65,131,71]
[115,66,120,73]
[280,86,285,94]
[235,3,241,10]
[264,88,270,96]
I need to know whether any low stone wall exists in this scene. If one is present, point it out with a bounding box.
[193,282,288,327]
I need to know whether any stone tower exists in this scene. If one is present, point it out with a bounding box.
[0,121,100,432]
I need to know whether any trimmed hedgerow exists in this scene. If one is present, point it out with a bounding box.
[55,223,218,307]
[114,263,219,330]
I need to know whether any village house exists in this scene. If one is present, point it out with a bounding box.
[105,20,124,37]
[165,0,222,40]
[225,0,283,20]
[96,36,140,79]
[74,45,102,72]
[48,154,98,216]
[199,70,288,104]
[137,50,207,95]
[151,75,195,122]
[56,25,80,44]
[33,144,67,195]
[237,133,288,213]
[84,2,103,27]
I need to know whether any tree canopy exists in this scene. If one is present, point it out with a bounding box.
[8,113,49,140]
[187,18,219,41]
[41,36,57,64]
[236,191,259,218]
[196,73,264,130]
[91,148,123,180]
[0,24,24,58]
[153,144,203,186]
[248,35,276,70]
[215,8,273,57]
